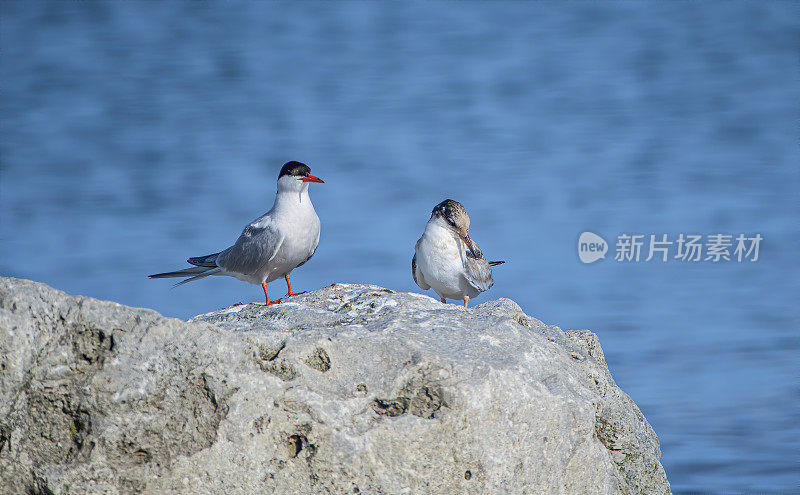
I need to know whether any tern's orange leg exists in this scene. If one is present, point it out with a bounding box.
[284,273,305,297]
[440,296,446,304]
[463,297,469,308]
[262,281,282,305]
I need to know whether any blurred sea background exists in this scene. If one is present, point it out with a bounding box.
[1,2,797,493]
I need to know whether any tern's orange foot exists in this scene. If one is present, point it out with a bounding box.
[265,298,282,305]
[284,291,305,297]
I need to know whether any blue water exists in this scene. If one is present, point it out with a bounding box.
[1,2,797,492]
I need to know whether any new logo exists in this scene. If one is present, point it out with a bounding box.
[578,232,608,264]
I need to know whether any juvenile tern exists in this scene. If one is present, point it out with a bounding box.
[412,199,504,307]
[149,161,324,305]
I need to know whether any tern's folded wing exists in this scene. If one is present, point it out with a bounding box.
[217,221,284,277]
[412,240,430,290]
[462,239,494,293]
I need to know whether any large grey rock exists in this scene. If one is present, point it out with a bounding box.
[0,277,670,494]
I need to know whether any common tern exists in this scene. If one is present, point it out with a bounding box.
[149,161,324,305]
[412,199,504,307]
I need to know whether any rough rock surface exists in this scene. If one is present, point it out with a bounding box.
[0,277,670,494]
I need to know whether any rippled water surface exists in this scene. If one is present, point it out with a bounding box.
[1,2,797,492]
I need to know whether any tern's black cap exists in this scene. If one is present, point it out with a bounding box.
[278,161,311,178]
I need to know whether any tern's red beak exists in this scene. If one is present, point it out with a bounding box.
[300,174,324,183]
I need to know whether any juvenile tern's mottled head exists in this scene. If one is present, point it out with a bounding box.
[431,199,472,249]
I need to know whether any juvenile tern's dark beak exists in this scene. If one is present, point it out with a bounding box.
[300,174,324,183]
[460,235,475,256]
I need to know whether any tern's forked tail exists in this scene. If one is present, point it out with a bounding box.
[148,266,221,287]
[489,261,505,266]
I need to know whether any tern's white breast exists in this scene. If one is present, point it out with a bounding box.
[415,220,472,299]
[264,191,320,282]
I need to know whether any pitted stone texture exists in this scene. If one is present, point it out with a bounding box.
[1,279,669,494]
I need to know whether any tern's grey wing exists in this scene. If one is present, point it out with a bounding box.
[462,238,493,293]
[412,242,430,290]
[188,252,222,267]
[216,220,284,277]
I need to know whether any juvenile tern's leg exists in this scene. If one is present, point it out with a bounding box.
[283,273,305,297]
[440,296,446,304]
[262,281,282,305]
